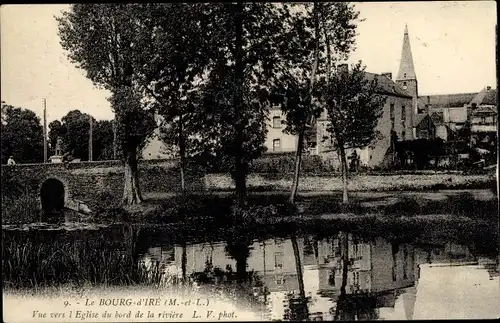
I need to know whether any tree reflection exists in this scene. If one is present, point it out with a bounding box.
[288,235,310,321]
[225,237,251,284]
[181,242,187,284]
[334,232,379,321]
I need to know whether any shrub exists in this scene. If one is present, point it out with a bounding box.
[2,194,40,224]
[384,197,421,216]
[250,154,334,174]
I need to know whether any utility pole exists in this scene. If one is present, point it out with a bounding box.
[88,115,93,161]
[43,98,48,163]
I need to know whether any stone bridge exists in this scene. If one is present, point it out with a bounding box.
[1,159,206,215]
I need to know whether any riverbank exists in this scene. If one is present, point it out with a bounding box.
[204,172,496,192]
[2,187,498,226]
[79,188,498,228]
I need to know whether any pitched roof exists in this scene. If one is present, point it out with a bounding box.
[413,113,434,127]
[418,88,497,110]
[364,72,412,98]
[418,93,477,109]
[475,88,497,105]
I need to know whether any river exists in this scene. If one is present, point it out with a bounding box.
[2,221,499,321]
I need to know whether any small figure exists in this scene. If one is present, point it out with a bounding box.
[7,156,16,165]
[348,150,359,172]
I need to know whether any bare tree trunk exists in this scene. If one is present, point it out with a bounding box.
[233,1,247,208]
[290,3,319,205]
[122,147,142,205]
[290,129,305,204]
[178,112,186,196]
[234,166,247,208]
[338,144,349,204]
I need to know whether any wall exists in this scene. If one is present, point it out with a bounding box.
[365,95,413,167]
[1,159,205,211]
[435,125,449,141]
[370,238,415,293]
[264,108,298,153]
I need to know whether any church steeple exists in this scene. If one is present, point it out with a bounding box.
[395,25,419,115]
[397,24,417,81]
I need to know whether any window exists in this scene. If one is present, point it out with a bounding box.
[402,131,406,140]
[272,116,281,128]
[420,130,429,139]
[272,139,281,152]
[403,73,407,78]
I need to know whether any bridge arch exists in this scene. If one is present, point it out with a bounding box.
[40,177,68,214]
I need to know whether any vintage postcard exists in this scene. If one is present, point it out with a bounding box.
[1,1,499,322]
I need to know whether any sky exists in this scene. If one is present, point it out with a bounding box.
[1,1,497,123]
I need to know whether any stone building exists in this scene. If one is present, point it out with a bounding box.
[314,70,413,168]
[265,26,416,168]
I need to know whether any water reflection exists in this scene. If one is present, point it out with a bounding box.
[140,232,500,321]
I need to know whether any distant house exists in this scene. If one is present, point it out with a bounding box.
[141,113,172,160]
[265,107,299,154]
[469,87,497,134]
[417,86,497,141]
[471,105,497,133]
[413,114,436,139]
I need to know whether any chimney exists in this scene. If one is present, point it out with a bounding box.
[382,72,392,80]
[337,64,348,75]
[427,96,430,105]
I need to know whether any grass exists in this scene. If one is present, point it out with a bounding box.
[1,194,40,225]
[1,224,164,290]
[205,173,496,192]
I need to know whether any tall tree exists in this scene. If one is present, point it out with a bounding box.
[1,105,44,164]
[272,3,360,204]
[108,86,156,204]
[322,62,386,203]
[94,120,115,160]
[133,3,212,196]
[60,109,95,160]
[193,3,291,207]
[57,4,155,204]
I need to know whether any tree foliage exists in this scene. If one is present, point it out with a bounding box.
[322,62,386,203]
[1,105,44,164]
[273,3,361,137]
[48,110,116,161]
[191,3,294,198]
[58,4,156,204]
[323,62,386,151]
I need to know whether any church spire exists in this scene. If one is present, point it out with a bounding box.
[397,25,416,80]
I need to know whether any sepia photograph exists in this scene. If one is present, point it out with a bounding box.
[1,1,499,321]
